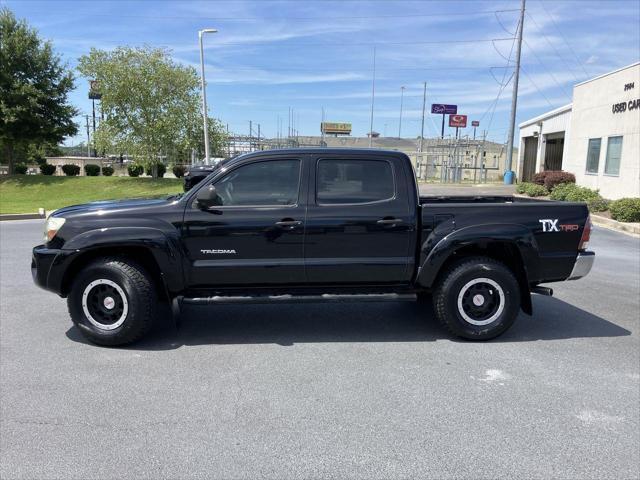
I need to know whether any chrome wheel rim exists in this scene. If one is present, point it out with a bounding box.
[81,279,128,330]
[457,278,505,326]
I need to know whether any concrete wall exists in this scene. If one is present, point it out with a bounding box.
[563,64,640,199]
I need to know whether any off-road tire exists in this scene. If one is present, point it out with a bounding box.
[434,256,520,340]
[67,257,156,346]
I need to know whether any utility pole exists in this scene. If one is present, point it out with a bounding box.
[85,115,91,157]
[249,120,253,151]
[504,0,525,183]
[288,107,291,139]
[257,124,261,150]
[321,107,325,143]
[198,28,217,164]
[369,45,376,148]
[398,86,405,138]
[419,82,427,153]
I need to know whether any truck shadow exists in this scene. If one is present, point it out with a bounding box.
[65,295,631,350]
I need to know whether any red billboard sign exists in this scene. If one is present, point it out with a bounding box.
[449,114,467,128]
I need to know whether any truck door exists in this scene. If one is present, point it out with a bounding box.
[181,157,307,287]
[304,155,414,284]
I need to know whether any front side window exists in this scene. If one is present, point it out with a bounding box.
[211,160,300,206]
[316,159,394,205]
[585,138,601,174]
[604,136,623,176]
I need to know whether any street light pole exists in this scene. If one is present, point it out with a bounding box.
[369,45,376,148]
[398,86,405,138]
[199,28,217,165]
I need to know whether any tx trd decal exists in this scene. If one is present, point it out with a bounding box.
[539,219,579,232]
[200,249,237,254]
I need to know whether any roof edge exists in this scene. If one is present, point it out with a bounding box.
[518,103,573,129]
[575,61,640,87]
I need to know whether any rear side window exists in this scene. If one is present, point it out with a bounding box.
[316,159,395,205]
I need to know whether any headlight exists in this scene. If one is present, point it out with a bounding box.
[44,217,65,242]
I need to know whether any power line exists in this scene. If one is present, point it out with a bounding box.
[522,38,573,100]
[88,9,521,22]
[520,66,556,109]
[525,11,580,81]
[537,0,591,77]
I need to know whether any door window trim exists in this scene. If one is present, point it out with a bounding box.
[190,158,303,209]
[314,157,397,207]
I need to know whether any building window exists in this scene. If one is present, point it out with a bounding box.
[585,138,601,174]
[604,136,623,176]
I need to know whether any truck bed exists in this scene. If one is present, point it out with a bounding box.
[419,195,545,204]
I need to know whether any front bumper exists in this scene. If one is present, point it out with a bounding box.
[32,245,75,295]
[567,251,595,280]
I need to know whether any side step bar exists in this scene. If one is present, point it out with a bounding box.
[182,293,417,305]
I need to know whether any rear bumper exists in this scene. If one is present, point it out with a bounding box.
[567,251,595,280]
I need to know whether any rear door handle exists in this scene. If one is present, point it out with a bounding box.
[275,219,302,227]
[377,218,402,225]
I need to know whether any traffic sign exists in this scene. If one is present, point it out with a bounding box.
[471,120,480,127]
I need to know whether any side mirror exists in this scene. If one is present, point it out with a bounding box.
[196,185,222,209]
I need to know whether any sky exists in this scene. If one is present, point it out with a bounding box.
[3,0,640,145]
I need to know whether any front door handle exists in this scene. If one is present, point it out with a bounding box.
[275,219,302,227]
[377,218,402,225]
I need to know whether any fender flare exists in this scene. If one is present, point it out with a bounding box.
[60,226,184,294]
[416,223,539,290]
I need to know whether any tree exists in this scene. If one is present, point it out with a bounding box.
[0,9,77,173]
[77,46,227,176]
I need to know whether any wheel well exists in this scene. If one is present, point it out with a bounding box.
[60,246,168,300]
[433,242,532,315]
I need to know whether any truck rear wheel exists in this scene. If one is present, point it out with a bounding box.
[434,256,520,340]
[67,257,156,346]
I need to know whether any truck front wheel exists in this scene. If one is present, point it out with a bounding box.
[434,256,520,340]
[67,257,157,346]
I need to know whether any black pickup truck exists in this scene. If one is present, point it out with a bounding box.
[32,148,594,346]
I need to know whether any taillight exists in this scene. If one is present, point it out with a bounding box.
[579,216,592,250]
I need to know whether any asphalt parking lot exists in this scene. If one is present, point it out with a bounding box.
[1,219,639,479]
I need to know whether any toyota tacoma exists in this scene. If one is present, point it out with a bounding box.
[32,148,594,345]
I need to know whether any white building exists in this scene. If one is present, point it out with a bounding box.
[518,62,640,199]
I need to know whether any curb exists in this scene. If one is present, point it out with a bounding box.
[0,213,45,221]
[591,214,640,236]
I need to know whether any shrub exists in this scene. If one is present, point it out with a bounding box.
[542,171,575,191]
[609,198,640,223]
[39,163,57,175]
[127,163,144,177]
[61,164,81,176]
[549,183,609,212]
[30,152,46,166]
[517,182,548,197]
[101,166,114,176]
[532,171,548,186]
[525,183,549,197]
[145,162,166,178]
[14,163,28,174]
[84,164,101,176]
[172,164,186,178]
[587,197,610,213]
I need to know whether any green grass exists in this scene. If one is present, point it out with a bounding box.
[0,175,182,214]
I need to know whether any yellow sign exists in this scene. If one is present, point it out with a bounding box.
[321,122,352,134]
